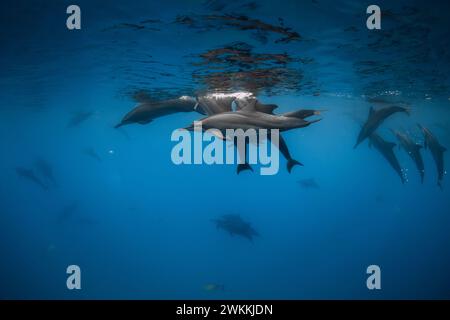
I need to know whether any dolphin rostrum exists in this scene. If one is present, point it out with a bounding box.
[418,124,447,189]
[369,133,406,184]
[355,106,409,148]
[391,129,425,183]
[114,96,204,128]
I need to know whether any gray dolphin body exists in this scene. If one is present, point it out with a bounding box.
[198,96,305,173]
[34,158,57,187]
[418,124,447,189]
[114,96,202,128]
[15,167,48,190]
[392,129,425,183]
[298,178,320,189]
[369,133,405,184]
[355,106,409,148]
[212,214,259,242]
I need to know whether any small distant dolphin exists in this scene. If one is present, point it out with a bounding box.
[67,111,93,128]
[418,124,447,189]
[82,147,102,162]
[297,178,320,189]
[212,214,259,242]
[15,167,48,190]
[34,158,58,187]
[355,106,409,148]
[114,96,204,128]
[391,129,424,183]
[369,133,406,184]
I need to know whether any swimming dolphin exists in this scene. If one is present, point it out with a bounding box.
[354,106,409,148]
[391,129,424,183]
[82,147,102,162]
[114,96,204,128]
[34,158,58,187]
[67,111,93,128]
[368,133,406,184]
[15,167,48,190]
[418,124,447,189]
[297,178,320,189]
[212,214,259,242]
[185,98,322,133]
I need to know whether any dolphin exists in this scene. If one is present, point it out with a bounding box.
[67,111,93,128]
[418,124,447,189]
[355,106,410,148]
[82,147,102,162]
[185,99,322,133]
[297,178,320,189]
[212,214,259,242]
[391,129,424,183]
[368,133,406,184]
[114,96,204,128]
[15,167,48,190]
[34,158,58,187]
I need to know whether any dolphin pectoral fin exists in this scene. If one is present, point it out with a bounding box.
[287,159,303,173]
[114,122,124,129]
[388,142,396,149]
[237,163,253,174]
[441,146,447,152]
[369,106,375,116]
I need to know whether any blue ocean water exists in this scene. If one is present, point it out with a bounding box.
[0,0,449,299]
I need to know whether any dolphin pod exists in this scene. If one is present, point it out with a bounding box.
[184,97,322,173]
[354,105,446,187]
[418,124,447,189]
[115,93,321,173]
[114,96,203,128]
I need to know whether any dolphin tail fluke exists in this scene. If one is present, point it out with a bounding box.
[237,163,253,174]
[287,159,303,173]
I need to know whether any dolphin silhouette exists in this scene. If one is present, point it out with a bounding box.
[114,96,203,128]
[418,124,447,189]
[391,129,425,183]
[15,167,48,190]
[369,133,406,184]
[355,106,409,148]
